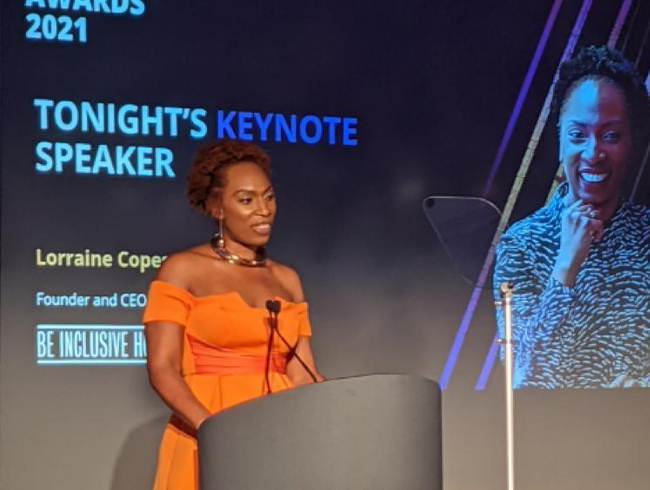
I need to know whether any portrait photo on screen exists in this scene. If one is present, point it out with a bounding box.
[494,46,650,389]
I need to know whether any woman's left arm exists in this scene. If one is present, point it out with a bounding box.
[278,264,325,385]
[287,337,325,385]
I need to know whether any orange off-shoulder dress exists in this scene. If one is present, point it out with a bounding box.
[143,280,312,490]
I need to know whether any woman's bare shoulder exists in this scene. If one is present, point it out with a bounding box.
[155,244,215,289]
[269,260,304,302]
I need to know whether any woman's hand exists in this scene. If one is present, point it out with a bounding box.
[553,199,604,287]
[286,337,325,386]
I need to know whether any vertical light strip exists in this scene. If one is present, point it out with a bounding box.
[547,0,634,201]
[472,0,594,389]
[631,67,650,200]
[631,144,650,200]
[623,0,642,53]
[476,334,500,389]
[607,0,634,49]
[481,0,564,198]
[630,19,650,200]
[437,0,569,390]
[476,0,634,390]
[633,11,650,66]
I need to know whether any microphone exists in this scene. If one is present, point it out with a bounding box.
[265,299,281,314]
[265,299,318,384]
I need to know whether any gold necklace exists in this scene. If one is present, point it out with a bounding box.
[210,234,266,267]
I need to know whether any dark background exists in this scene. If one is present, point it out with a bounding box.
[2,1,649,489]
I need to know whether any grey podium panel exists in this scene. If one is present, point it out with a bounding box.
[197,374,442,490]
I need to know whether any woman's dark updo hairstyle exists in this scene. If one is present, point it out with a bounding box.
[187,140,271,215]
[552,45,650,152]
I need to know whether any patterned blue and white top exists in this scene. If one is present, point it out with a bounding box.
[494,184,650,389]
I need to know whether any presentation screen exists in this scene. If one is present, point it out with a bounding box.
[2,1,650,490]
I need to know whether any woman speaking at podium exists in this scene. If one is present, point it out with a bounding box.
[142,140,324,490]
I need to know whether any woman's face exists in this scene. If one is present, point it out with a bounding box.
[559,78,632,207]
[216,161,276,248]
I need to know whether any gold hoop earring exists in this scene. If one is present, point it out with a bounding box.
[216,217,225,248]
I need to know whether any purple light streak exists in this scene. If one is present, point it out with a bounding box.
[438,0,565,390]
[607,0,633,49]
[481,0,564,199]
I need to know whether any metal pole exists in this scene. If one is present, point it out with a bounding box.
[498,282,515,490]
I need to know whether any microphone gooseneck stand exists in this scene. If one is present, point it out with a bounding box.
[496,282,515,490]
[263,302,277,394]
[265,300,318,385]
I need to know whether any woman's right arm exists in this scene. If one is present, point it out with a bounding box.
[144,254,211,429]
[145,321,211,429]
[494,232,578,388]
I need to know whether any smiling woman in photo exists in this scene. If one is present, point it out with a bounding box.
[494,46,650,389]
[142,139,324,490]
